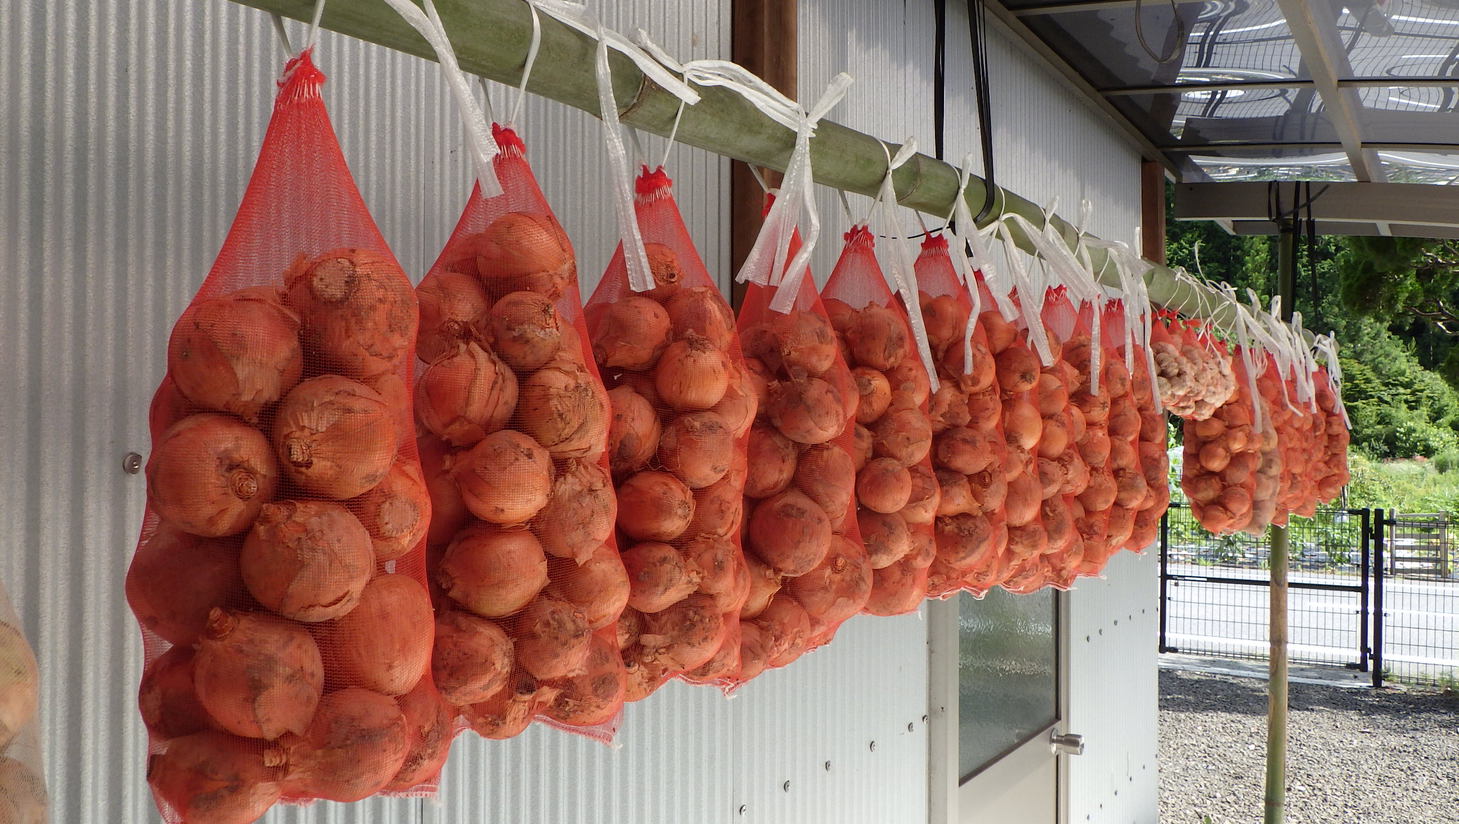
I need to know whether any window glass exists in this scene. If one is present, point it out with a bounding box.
[957,589,1058,782]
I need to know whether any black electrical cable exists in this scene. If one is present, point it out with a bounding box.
[1306,180,1318,322]
[969,0,997,224]
[933,0,947,162]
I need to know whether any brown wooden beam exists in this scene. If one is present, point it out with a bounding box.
[730,0,797,307]
[1141,160,1167,266]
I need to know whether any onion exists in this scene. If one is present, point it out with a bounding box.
[1198,442,1232,473]
[147,414,278,537]
[1006,522,1049,558]
[638,241,686,300]
[621,648,668,703]
[1005,473,1043,526]
[980,311,1017,353]
[1079,427,1112,467]
[416,270,490,365]
[240,500,374,622]
[533,459,616,562]
[1102,359,1132,397]
[767,376,847,444]
[687,475,744,539]
[1037,414,1070,458]
[936,469,976,517]
[518,354,608,459]
[418,436,470,546]
[1002,396,1043,452]
[167,286,303,423]
[902,464,941,525]
[929,385,972,433]
[284,248,416,379]
[415,341,518,447]
[550,544,631,630]
[430,609,514,705]
[852,423,874,471]
[484,290,563,371]
[1057,449,1091,496]
[621,541,698,613]
[1182,472,1224,505]
[666,286,736,349]
[853,367,894,424]
[859,509,913,569]
[1035,373,1069,417]
[790,444,855,526]
[864,556,931,616]
[788,534,872,628]
[438,525,548,618]
[656,335,730,411]
[857,457,913,514]
[616,609,644,651]
[386,678,455,792]
[1078,468,1118,511]
[1192,416,1226,441]
[511,595,593,680]
[591,296,672,370]
[1073,390,1111,423]
[1042,497,1074,551]
[607,385,662,476]
[740,555,782,619]
[1108,401,1142,441]
[461,668,545,739]
[126,523,245,647]
[350,460,430,562]
[320,574,433,696]
[941,335,997,394]
[995,343,1040,393]
[452,430,554,525]
[850,304,910,371]
[616,471,696,541]
[658,411,735,489]
[273,376,397,499]
[685,624,742,683]
[1113,469,1149,508]
[735,622,772,681]
[873,407,933,465]
[744,425,799,498]
[640,594,725,672]
[968,466,1009,514]
[268,687,409,803]
[682,535,750,613]
[966,388,1001,431]
[1037,457,1065,500]
[749,490,834,576]
[139,646,210,741]
[934,512,993,568]
[771,311,840,377]
[934,426,995,475]
[753,594,812,669]
[473,212,576,299]
[149,731,282,824]
[1109,438,1137,471]
[543,632,626,727]
[886,355,932,406]
[194,609,323,740]
[920,294,967,353]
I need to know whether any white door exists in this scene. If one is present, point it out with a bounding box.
[929,589,1073,824]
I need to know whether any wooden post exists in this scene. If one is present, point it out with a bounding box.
[730,0,797,307]
[1141,160,1167,265]
[1264,225,1297,824]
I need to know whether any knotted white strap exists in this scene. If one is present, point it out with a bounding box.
[996,212,1055,366]
[944,154,982,377]
[379,0,502,195]
[870,139,941,392]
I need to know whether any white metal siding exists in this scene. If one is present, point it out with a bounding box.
[1,1,931,822]
[799,3,1156,823]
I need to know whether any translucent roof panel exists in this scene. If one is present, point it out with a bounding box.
[1113,89,1339,146]
[1339,1,1459,81]
[1188,149,1355,182]
[1379,150,1459,185]
[1019,1,1307,91]
[1354,86,1459,146]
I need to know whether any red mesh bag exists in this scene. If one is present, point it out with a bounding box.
[130,51,440,821]
[819,226,936,618]
[1239,353,1286,535]
[1313,359,1351,501]
[1125,325,1171,553]
[412,124,625,743]
[584,167,750,700]
[1151,310,1237,420]
[908,237,1008,598]
[1181,344,1264,535]
[715,217,866,683]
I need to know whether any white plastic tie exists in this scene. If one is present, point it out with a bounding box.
[507,1,543,127]
[873,139,941,393]
[944,153,982,376]
[996,213,1056,366]
[594,30,655,292]
[380,0,503,196]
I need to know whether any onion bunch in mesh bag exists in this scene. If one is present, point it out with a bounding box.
[1150,311,1236,420]
[1313,367,1350,502]
[822,226,938,617]
[585,168,753,700]
[133,54,444,823]
[415,126,627,741]
[1180,351,1271,536]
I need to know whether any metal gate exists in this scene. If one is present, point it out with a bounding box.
[1158,504,1378,683]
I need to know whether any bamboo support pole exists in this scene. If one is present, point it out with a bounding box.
[238,0,1284,340]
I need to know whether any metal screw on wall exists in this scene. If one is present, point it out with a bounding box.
[823,760,831,772]
[868,740,877,752]
[122,452,143,474]
[737,804,747,816]
[782,780,791,792]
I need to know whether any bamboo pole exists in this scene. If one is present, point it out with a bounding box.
[1264,227,1297,824]
[236,0,1287,340]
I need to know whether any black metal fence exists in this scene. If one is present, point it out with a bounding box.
[1158,504,1459,688]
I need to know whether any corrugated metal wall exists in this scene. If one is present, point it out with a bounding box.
[798,3,1157,823]
[0,1,931,822]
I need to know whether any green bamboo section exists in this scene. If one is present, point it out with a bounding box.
[238,0,1265,338]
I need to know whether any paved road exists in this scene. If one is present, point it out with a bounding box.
[1162,562,1459,683]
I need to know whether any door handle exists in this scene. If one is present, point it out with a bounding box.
[1050,731,1084,756]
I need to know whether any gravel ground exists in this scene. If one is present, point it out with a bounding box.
[1159,668,1459,824]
